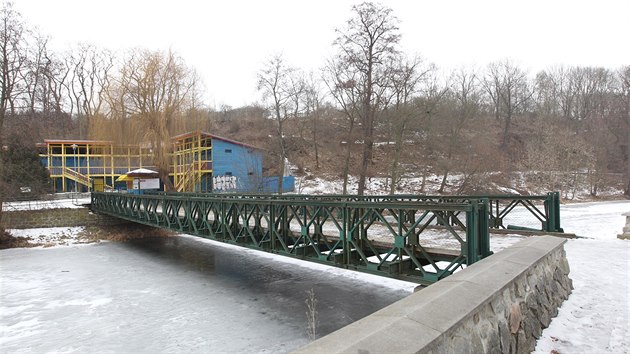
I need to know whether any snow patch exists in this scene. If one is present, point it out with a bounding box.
[8,227,87,247]
[3,197,91,211]
[44,298,113,310]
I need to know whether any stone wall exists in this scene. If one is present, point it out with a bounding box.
[1,207,127,229]
[294,236,572,354]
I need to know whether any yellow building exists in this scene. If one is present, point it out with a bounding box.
[38,139,153,192]
[38,131,288,193]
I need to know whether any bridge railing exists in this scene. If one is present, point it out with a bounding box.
[145,191,563,233]
[91,192,491,285]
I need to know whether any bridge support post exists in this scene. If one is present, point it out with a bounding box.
[544,192,563,232]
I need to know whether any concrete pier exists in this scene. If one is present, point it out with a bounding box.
[618,212,630,240]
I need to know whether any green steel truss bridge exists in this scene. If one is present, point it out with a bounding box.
[90,192,562,285]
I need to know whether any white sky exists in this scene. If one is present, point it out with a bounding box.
[13,0,630,108]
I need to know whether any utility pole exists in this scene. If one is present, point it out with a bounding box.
[71,144,78,195]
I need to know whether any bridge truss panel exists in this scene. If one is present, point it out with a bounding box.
[145,191,563,233]
[91,193,493,285]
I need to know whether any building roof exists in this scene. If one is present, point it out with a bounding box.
[126,168,159,176]
[42,139,114,145]
[41,131,261,151]
[171,131,261,150]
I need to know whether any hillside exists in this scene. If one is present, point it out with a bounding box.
[199,108,628,201]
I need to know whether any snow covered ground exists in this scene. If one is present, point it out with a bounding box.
[9,227,89,247]
[1,199,629,353]
[534,200,630,354]
[2,194,91,211]
[293,172,624,199]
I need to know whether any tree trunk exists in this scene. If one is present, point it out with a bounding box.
[159,169,174,192]
[0,100,4,231]
[277,146,285,195]
[456,167,478,194]
[313,115,319,170]
[389,128,404,195]
[501,113,512,149]
[342,119,355,195]
[358,58,374,196]
[420,166,427,193]
[85,114,91,139]
[438,169,449,193]
[277,123,285,195]
[388,148,400,194]
[626,134,630,196]
[358,115,375,195]
[342,142,351,195]
[357,140,371,196]
[0,149,4,230]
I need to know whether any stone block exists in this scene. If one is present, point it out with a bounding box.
[402,282,496,332]
[618,212,630,240]
[439,259,530,296]
[294,316,441,354]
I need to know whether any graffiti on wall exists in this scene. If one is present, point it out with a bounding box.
[213,175,239,191]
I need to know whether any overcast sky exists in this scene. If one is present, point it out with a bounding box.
[13,0,630,108]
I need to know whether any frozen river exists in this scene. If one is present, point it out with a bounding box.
[2,199,628,353]
[0,235,415,353]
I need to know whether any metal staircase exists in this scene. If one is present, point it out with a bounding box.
[62,167,113,190]
[63,167,92,189]
[174,162,204,192]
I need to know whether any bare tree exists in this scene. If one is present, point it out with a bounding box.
[413,70,448,193]
[0,1,25,118]
[69,44,112,138]
[535,66,567,119]
[385,55,431,193]
[0,1,28,227]
[42,51,71,114]
[121,49,195,190]
[20,32,48,113]
[331,2,400,195]
[323,58,360,194]
[621,66,630,195]
[524,125,595,199]
[436,67,482,193]
[177,70,207,134]
[303,72,324,170]
[567,67,613,122]
[602,66,630,195]
[565,67,616,195]
[101,53,136,143]
[482,60,532,149]
[257,54,303,194]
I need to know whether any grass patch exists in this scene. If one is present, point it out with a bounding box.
[0,229,40,249]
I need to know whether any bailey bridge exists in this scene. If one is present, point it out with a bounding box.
[90,191,563,285]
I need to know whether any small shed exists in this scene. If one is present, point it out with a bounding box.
[117,168,160,193]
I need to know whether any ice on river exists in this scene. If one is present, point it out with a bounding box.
[0,236,414,353]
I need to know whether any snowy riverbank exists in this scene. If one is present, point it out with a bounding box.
[533,200,630,353]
